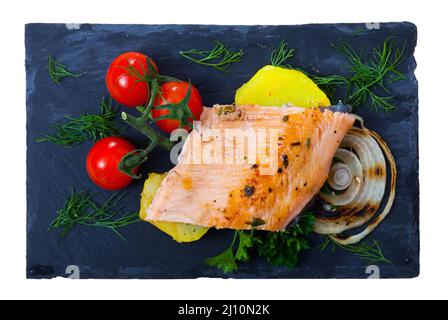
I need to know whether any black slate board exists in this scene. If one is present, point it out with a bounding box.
[26,22,419,279]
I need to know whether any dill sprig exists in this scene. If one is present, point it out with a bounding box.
[270,40,295,67]
[269,41,348,102]
[332,37,407,111]
[319,236,391,265]
[49,189,141,241]
[37,97,120,146]
[179,41,244,71]
[268,38,407,112]
[48,55,86,84]
[310,74,349,103]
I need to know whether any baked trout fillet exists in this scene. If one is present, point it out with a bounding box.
[144,105,355,231]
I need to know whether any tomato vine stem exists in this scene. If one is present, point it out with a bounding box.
[118,60,198,179]
[120,112,172,150]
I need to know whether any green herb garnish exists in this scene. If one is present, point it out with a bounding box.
[180,41,244,71]
[319,236,391,265]
[268,41,347,102]
[48,55,86,84]
[49,189,140,241]
[235,230,261,262]
[116,60,201,178]
[256,212,315,268]
[37,97,120,146]
[268,38,407,112]
[247,218,266,228]
[205,212,315,273]
[332,37,407,111]
[205,231,240,273]
[309,74,349,103]
[118,78,176,179]
[351,28,366,37]
[270,40,295,67]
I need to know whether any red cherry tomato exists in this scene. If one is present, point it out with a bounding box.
[106,52,158,107]
[86,137,137,190]
[152,81,203,133]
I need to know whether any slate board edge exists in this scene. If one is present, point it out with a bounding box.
[25,22,419,279]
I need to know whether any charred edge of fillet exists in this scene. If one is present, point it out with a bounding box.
[215,105,243,120]
[281,154,289,169]
[243,185,255,197]
[246,217,266,228]
[215,105,236,115]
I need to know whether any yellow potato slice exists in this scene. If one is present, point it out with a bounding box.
[235,65,330,108]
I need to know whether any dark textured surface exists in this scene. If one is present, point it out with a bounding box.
[26,23,419,279]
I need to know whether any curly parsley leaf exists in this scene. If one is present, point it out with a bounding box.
[235,230,261,262]
[205,246,239,273]
[205,212,315,273]
[256,212,315,268]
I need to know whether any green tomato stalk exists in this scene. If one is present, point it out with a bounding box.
[118,60,196,179]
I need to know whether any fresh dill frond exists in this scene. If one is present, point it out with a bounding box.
[49,189,141,241]
[309,74,349,103]
[319,236,391,265]
[179,41,244,71]
[37,97,120,146]
[332,37,407,111]
[268,40,348,102]
[270,40,295,67]
[351,28,366,37]
[48,55,86,84]
[310,74,349,86]
[268,37,407,111]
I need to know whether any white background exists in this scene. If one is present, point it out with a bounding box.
[0,0,446,300]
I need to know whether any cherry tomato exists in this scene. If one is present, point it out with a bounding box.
[152,81,203,133]
[86,137,137,190]
[106,52,158,107]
